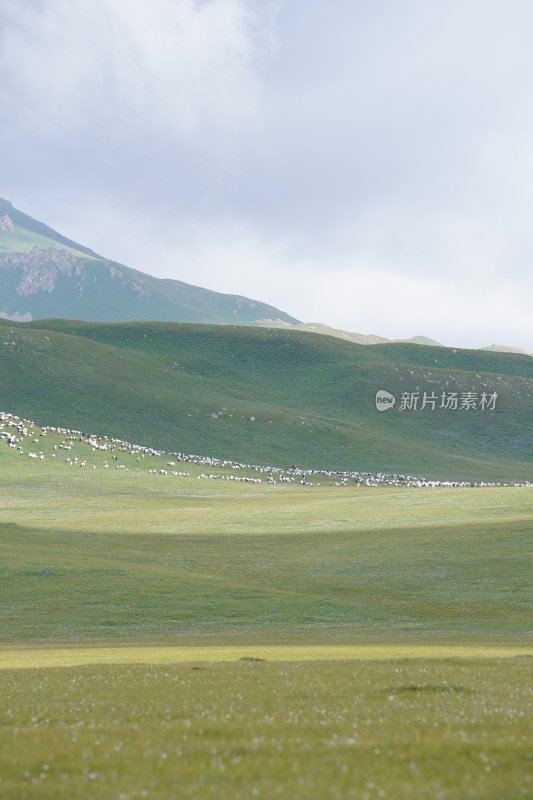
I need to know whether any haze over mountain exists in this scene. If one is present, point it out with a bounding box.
[0,198,299,326]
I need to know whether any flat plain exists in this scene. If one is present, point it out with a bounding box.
[1,414,532,798]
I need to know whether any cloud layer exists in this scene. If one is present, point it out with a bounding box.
[1,0,533,349]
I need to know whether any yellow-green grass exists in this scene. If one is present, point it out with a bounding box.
[1,644,533,670]
[2,476,531,537]
[0,426,531,538]
[1,659,532,799]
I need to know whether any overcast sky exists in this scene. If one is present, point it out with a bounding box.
[1,0,533,350]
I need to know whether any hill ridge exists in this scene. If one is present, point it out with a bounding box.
[0,197,102,259]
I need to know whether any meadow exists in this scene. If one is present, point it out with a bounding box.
[1,413,532,798]
[1,318,532,480]
[1,658,532,800]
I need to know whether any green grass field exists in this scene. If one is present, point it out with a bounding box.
[1,413,532,798]
[1,318,532,480]
[1,659,532,799]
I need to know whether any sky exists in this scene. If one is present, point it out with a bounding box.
[1,0,533,350]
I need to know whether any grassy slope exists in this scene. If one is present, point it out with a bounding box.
[1,318,532,479]
[0,224,92,257]
[245,320,444,348]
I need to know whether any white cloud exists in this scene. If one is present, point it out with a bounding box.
[58,199,532,350]
[2,0,533,350]
[0,0,266,140]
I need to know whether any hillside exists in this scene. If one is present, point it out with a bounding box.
[1,318,531,480]
[0,198,299,325]
[246,320,444,347]
[482,343,533,356]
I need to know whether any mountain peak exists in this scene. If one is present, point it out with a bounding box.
[0,197,102,259]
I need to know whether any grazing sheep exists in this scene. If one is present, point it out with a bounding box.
[1,410,531,490]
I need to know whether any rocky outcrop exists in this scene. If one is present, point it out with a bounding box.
[108,264,150,299]
[0,214,14,232]
[0,247,86,296]
[0,247,153,303]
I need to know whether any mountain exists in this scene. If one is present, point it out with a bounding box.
[0,198,299,325]
[1,198,530,355]
[1,318,531,481]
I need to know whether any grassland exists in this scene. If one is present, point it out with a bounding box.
[1,413,532,798]
[1,417,532,643]
[1,318,532,480]
[1,659,532,799]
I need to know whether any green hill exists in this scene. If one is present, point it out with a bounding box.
[0,198,299,325]
[1,318,531,480]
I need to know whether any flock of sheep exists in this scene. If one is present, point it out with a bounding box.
[1,411,531,489]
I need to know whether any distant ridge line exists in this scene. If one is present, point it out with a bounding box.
[0,197,102,260]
